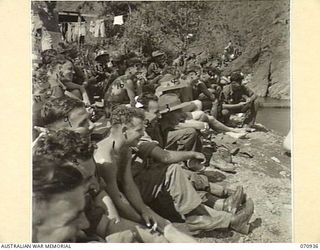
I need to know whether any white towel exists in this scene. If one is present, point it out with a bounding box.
[113,15,124,25]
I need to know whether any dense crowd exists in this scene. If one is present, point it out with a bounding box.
[32,40,260,242]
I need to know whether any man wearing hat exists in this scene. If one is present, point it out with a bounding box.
[220,71,259,126]
[147,50,167,84]
[155,73,187,97]
[131,93,254,234]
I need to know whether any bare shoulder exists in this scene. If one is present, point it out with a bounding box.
[94,138,113,165]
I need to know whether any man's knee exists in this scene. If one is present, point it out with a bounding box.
[71,89,82,99]
[166,163,187,183]
[191,110,205,120]
[253,99,260,111]
[221,109,230,117]
[198,113,209,122]
[182,127,198,140]
[191,100,202,110]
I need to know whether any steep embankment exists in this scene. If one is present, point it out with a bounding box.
[193,0,290,99]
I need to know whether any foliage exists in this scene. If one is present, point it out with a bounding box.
[120,1,208,56]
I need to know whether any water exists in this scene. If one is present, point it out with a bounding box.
[256,97,291,136]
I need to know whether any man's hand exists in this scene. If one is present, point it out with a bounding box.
[141,206,158,228]
[242,100,251,110]
[232,127,247,133]
[192,152,206,163]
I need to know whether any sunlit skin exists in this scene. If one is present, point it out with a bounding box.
[48,107,94,135]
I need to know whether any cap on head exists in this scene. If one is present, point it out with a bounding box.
[95,50,109,61]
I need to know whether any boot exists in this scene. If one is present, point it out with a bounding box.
[209,156,236,173]
[230,198,254,235]
[209,147,236,173]
[222,186,245,214]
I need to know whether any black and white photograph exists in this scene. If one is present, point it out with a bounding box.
[31,0,291,243]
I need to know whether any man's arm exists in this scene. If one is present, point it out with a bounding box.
[119,150,149,215]
[175,120,207,130]
[243,85,257,103]
[50,85,65,98]
[119,148,163,228]
[222,102,247,110]
[148,145,205,164]
[96,161,142,223]
[125,79,136,107]
[63,80,83,90]
[148,75,162,87]
[197,82,216,101]
[146,63,158,80]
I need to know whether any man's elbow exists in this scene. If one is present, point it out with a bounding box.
[161,151,172,164]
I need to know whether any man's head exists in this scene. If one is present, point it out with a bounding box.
[33,129,99,195]
[125,58,142,76]
[59,60,75,82]
[46,55,75,82]
[185,66,201,82]
[230,71,244,91]
[41,96,93,134]
[110,105,145,147]
[152,51,166,64]
[41,49,58,65]
[110,51,123,68]
[94,50,110,64]
[200,68,211,82]
[230,71,244,83]
[33,156,89,242]
[33,67,51,99]
[60,45,79,61]
[137,93,160,124]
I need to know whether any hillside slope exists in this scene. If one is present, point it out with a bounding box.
[55,0,290,99]
[192,0,290,99]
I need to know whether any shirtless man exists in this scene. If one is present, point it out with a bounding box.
[104,58,143,115]
[94,105,195,241]
[94,106,166,227]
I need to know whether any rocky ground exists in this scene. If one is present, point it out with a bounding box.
[175,129,291,243]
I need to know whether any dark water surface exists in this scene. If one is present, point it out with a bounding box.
[256,97,290,136]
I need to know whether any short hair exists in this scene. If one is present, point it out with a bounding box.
[33,129,96,161]
[126,57,142,68]
[41,96,85,126]
[41,49,58,65]
[230,71,244,83]
[33,155,83,201]
[32,66,49,93]
[137,93,158,110]
[111,105,145,126]
[47,54,70,72]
